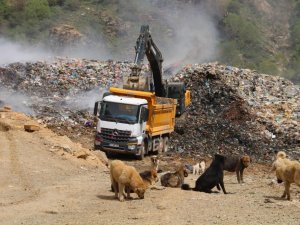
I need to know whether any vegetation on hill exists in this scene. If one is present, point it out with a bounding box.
[0,0,299,83]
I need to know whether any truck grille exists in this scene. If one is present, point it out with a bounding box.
[100,128,131,144]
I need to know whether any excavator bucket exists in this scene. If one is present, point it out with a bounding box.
[123,64,150,91]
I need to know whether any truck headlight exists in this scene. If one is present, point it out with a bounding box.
[128,144,136,150]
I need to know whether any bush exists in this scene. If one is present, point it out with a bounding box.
[25,0,51,21]
[47,0,65,6]
[64,0,80,11]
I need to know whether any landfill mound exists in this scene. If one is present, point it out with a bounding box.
[0,59,299,161]
[171,62,300,160]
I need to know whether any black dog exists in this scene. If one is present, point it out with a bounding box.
[181,154,227,194]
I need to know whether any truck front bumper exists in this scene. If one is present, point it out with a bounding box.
[94,133,142,155]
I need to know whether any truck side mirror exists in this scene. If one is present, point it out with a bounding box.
[140,107,148,123]
[143,108,149,122]
[94,101,101,116]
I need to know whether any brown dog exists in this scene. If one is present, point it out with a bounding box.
[110,160,146,201]
[150,156,160,172]
[223,155,251,183]
[160,165,189,188]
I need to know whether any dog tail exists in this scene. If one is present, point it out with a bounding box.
[181,183,192,190]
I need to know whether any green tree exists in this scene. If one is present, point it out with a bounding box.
[25,0,51,21]
[64,0,80,11]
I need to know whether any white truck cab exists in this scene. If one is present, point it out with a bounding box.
[94,94,149,159]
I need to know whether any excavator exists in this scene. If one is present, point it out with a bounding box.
[123,25,190,116]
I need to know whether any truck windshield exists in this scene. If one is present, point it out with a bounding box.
[100,102,139,124]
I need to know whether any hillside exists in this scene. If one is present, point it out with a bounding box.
[0,0,300,82]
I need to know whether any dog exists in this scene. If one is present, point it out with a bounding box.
[150,155,160,172]
[110,160,147,201]
[160,164,189,188]
[111,168,159,193]
[193,161,206,175]
[223,155,251,183]
[270,151,291,172]
[182,154,227,194]
[270,151,300,200]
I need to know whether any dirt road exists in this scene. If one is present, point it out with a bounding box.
[1,112,300,225]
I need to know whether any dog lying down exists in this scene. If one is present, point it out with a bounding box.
[110,160,147,201]
[182,154,227,194]
[271,151,300,200]
[161,165,189,188]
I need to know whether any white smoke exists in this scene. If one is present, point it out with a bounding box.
[0,87,35,115]
[161,4,219,65]
[0,38,54,65]
[64,87,107,111]
[117,0,219,70]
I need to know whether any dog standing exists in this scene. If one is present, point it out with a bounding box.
[111,168,158,194]
[182,154,227,194]
[193,161,206,175]
[271,151,300,200]
[223,155,251,183]
[110,160,146,201]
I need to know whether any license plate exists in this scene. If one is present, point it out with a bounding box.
[109,143,119,147]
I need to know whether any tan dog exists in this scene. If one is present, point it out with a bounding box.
[270,151,292,172]
[111,168,158,193]
[161,164,189,188]
[270,151,300,200]
[110,160,146,202]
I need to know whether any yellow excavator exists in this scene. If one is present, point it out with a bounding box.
[123,25,190,116]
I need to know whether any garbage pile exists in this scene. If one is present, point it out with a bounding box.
[171,62,300,161]
[0,59,299,161]
[0,58,140,147]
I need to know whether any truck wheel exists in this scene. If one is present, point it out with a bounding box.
[162,136,169,152]
[136,142,145,160]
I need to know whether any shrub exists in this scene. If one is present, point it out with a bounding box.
[25,0,51,21]
[64,0,80,11]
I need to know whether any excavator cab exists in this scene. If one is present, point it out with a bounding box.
[166,82,190,116]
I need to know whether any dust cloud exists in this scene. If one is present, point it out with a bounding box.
[117,0,219,71]
[0,87,35,115]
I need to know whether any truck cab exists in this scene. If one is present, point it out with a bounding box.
[94,94,149,159]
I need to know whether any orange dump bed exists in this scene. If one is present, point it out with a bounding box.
[109,87,177,136]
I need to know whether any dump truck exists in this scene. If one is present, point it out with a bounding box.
[94,87,177,159]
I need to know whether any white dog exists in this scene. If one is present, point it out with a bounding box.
[193,161,206,175]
